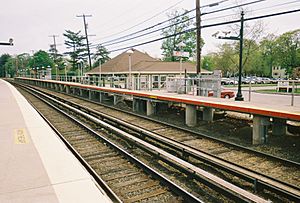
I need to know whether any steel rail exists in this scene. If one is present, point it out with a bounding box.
[17,83,269,203]
[17,84,203,203]
[21,80,299,169]
[21,82,300,202]
[15,81,300,201]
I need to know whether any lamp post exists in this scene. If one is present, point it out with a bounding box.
[81,61,84,77]
[215,11,244,101]
[64,63,67,81]
[126,49,134,89]
[41,66,45,79]
[36,67,39,79]
[235,11,244,101]
[99,59,102,87]
[77,60,80,77]
[0,38,14,46]
[46,65,52,80]
[77,59,83,82]
[178,42,185,78]
[55,64,58,80]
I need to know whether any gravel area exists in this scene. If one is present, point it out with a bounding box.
[151,108,300,163]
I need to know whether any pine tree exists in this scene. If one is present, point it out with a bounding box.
[92,45,110,68]
[63,30,87,70]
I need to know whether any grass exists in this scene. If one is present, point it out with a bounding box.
[256,89,300,95]
[225,83,276,88]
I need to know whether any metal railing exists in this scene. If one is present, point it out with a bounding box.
[21,75,299,105]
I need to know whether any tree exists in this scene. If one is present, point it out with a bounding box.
[215,8,266,76]
[0,54,11,77]
[259,34,278,77]
[4,57,17,77]
[212,43,238,76]
[63,30,87,70]
[161,9,201,61]
[92,45,110,68]
[28,50,54,69]
[201,55,214,71]
[273,29,300,76]
[16,53,32,76]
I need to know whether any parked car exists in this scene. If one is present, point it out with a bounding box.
[208,89,235,99]
[261,77,272,84]
[228,77,238,85]
[221,78,230,85]
[242,77,252,84]
[254,77,262,84]
[242,77,256,84]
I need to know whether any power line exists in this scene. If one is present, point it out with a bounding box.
[92,0,268,49]
[107,8,300,53]
[95,0,232,46]
[96,16,195,47]
[202,0,267,16]
[100,9,195,46]
[95,0,185,42]
[250,0,300,14]
[202,0,300,22]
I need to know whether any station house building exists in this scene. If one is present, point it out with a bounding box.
[86,49,211,89]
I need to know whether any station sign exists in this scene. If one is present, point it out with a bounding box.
[173,51,189,57]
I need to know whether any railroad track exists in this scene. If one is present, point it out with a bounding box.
[16,86,200,203]
[14,81,300,202]
[13,83,273,202]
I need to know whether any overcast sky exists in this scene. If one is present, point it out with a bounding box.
[1,0,299,58]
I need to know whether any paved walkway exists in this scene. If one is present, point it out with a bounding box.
[0,79,111,203]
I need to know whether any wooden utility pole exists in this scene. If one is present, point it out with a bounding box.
[77,14,93,70]
[49,35,59,63]
[196,0,201,75]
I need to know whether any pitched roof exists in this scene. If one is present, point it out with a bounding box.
[87,49,156,74]
[87,49,211,74]
[132,60,211,74]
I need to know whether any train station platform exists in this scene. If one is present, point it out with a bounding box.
[15,78,300,145]
[0,79,112,202]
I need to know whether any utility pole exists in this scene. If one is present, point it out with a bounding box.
[196,0,201,75]
[77,14,93,70]
[49,35,59,62]
[196,0,201,96]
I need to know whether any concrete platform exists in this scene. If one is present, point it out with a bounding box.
[0,79,112,203]
[15,77,300,145]
[16,77,300,121]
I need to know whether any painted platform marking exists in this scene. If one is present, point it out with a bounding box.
[149,96,157,99]
[14,128,30,144]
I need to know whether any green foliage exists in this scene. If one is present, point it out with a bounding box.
[63,30,87,70]
[0,54,11,77]
[92,45,110,68]
[207,29,300,77]
[201,55,214,71]
[161,9,201,61]
[28,50,54,69]
[212,43,238,76]
[4,57,16,77]
[273,29,300,75]
[259,34,278,77]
